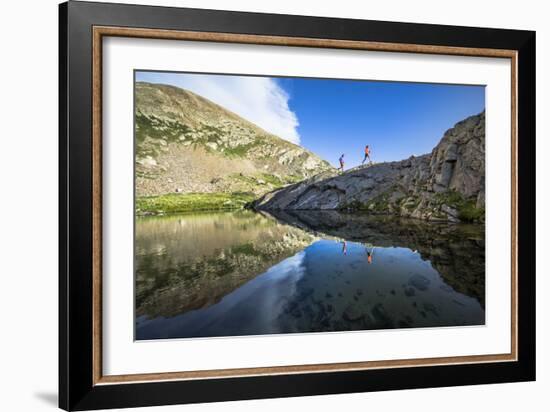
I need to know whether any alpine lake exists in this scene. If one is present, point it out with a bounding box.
[135,209,485,340]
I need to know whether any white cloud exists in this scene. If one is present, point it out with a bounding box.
[140,72,301,144]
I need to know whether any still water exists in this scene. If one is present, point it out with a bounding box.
[136,210,485,340]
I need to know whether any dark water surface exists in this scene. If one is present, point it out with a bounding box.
[136,210,485,340]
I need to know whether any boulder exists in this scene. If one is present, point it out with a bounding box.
[343,304,364,322]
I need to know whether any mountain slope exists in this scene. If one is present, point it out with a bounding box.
[135,82,333,197]
[255,111,486,223]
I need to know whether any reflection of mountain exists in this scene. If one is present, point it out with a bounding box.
[136,211,316,318]
[137,252,309,340]
[266,210,485,307]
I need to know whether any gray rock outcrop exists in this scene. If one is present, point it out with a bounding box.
[255,111,485,223]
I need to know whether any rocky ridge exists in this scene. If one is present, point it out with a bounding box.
[255,111,486,223]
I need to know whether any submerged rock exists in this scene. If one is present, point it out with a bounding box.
[409,274,431,291]
[404,286,416,297]
[371,303,394,328]
[343,304,364,322]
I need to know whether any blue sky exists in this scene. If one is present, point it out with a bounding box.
[136,71,484,169]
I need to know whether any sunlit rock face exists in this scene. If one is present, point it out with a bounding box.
[255,112,485,223]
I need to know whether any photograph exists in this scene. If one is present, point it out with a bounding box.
[134,71,486,340]
[53,1,537,409]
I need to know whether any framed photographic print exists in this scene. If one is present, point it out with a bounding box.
[59,1,536,410]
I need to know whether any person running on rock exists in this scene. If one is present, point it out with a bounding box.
[362,145,372,165]
[338,154,345,172]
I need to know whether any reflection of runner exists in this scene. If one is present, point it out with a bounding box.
[366,246,376,264]
[341,240,347,255]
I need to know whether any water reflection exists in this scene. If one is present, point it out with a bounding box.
[268,210,486,307]
[136,211,316,320]
[136,210,485,340]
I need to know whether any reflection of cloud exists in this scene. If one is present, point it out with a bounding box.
[239,250,307,328]
[139,249,309,337]
[268,250,306,280]
[136,72,301,144]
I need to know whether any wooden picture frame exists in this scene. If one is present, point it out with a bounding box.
[59,1,535,410]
